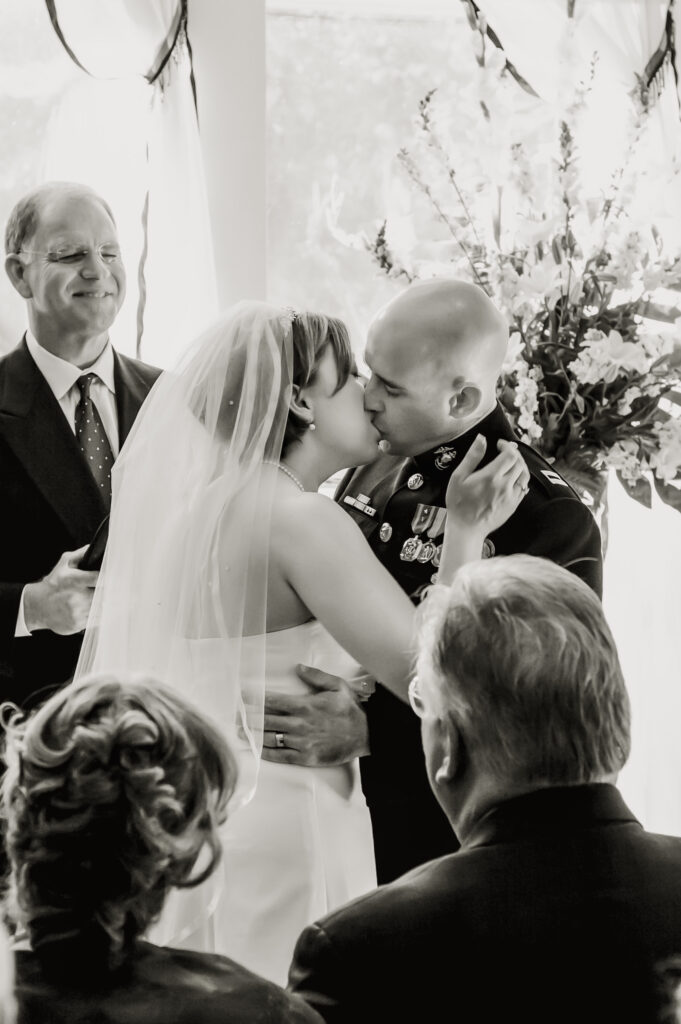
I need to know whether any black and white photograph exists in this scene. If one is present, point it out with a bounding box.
[1,1,681,1021]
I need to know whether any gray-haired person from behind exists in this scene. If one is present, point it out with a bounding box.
[289,556,681,1024]
[2,673,321,1024]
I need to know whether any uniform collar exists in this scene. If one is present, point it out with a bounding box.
[413,403,516,476]
[461,783,640,852]
[25,330,116,402]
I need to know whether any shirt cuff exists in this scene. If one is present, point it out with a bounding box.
[14,587,32,637]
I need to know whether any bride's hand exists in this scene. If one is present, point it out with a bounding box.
[445,435,530,536]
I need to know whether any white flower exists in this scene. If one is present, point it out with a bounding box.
[604,439,644,482]
[571,329,651,385]
[512,361,543,441]
[639,329,673,363]
[651,418,681,483]
[642,262,667,292]
[618,386,641,415]
[607,230,645,291]
[502,329,524,372]
[514,215,562,248]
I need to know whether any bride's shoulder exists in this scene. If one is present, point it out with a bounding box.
[271,491,362,547]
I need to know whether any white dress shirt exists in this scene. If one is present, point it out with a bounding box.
[15,333,119,637]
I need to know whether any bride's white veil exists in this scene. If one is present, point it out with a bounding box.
[76,300,295,811]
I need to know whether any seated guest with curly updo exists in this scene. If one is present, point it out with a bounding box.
[3,674,321,1024]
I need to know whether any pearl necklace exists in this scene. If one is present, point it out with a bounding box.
[267,461,305,492]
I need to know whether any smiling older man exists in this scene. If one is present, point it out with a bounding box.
[289,556,681,1024]
[0,182,160,708]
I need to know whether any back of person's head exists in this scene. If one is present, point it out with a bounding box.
[417,555,630,787]
[2,674,236,977]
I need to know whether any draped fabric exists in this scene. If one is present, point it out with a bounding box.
[469,0,673,99]
[42,0,218,366]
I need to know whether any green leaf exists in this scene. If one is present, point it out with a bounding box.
[616,471,652,508]
[653,476,681,513]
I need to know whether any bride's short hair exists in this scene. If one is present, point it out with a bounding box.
[2,673,236,977]
[283,311,353,454]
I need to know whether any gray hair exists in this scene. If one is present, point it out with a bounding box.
[4,181,116,255]
[417,555,630,786]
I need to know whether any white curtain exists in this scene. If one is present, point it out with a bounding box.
[473,1,680,193]
[472,0,671,96]
[42,0,218,366]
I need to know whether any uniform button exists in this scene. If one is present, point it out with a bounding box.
[482,538,495,558]
[379,522,393,542]
[407,473,424,490]
[430,572,439,584]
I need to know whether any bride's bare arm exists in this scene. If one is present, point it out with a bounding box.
[273,437,528,704]
[273,495,416,701]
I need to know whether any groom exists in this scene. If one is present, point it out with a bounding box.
[263,279,603,882]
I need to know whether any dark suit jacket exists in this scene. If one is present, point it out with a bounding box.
[0,338,160,708]
[336,405,604,882]
[15,940,322,1024]
[289,785,681,1024]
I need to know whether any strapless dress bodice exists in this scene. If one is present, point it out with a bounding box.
[240,619,363,696]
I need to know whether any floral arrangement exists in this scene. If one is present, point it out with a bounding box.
[328,12,681,513]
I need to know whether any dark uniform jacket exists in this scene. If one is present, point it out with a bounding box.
[15,940,322,1024]
[289,785,681,1024]
[336,404,603,882]
[0,338,160,709]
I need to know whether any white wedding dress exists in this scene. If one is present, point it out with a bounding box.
[148,619,377,986]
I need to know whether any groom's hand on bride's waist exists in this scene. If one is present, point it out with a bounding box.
[261,665,370,766]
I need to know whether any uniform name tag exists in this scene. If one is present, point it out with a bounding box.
[541,470,569,487]
[343,495,377,517]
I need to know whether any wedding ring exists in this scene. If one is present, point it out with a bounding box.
[274,732,286,749]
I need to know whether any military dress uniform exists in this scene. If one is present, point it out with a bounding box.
[336,403,603,883]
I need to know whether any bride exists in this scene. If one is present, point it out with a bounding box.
[77,301,528,985]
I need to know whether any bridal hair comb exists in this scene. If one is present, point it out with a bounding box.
[282,306,299,325]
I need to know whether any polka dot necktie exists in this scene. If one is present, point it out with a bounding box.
[74,373,114,508]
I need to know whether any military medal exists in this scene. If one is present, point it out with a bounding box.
[411,503,438,535]
[432,544,442,568]
[427,508,447,541]
[417,541,437,563]
[400,536,423,562]
[400,504,448,564]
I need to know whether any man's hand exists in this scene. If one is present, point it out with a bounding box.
[23,546,99,635]
[262,665,370,767]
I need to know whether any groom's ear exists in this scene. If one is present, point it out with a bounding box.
[289,384,314,426]
[448,382,482,421]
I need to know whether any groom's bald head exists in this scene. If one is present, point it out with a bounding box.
[363,279,509,456]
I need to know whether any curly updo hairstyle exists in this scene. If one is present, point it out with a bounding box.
[2,674,236,978]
